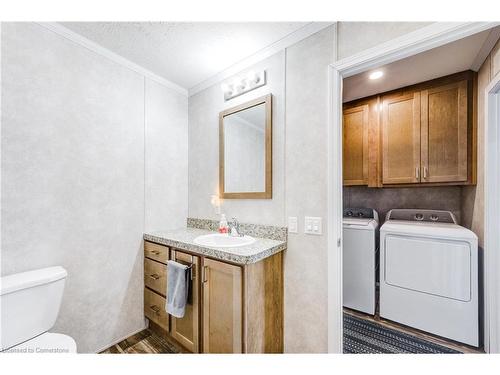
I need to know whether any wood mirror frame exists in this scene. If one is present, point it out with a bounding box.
[219,94,272,199]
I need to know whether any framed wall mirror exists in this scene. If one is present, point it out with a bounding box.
[219,94,272,199]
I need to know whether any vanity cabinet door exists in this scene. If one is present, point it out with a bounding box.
[420,80,469,183]
[170,250,200,353]
[202,259,243,353]
[343,104,369,185]
[381,92,421,184]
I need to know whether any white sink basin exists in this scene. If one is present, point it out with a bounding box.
[193,233,256,248]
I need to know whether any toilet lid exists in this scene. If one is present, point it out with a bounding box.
[5,333,77,353]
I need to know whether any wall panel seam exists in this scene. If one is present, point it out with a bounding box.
[34,22,188,96]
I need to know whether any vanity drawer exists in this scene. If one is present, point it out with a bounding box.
[144,241,169,263]
[144,258,167,295]
[144,288,169,331]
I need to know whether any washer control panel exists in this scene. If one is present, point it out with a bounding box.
[343,208,377,220]
[385,209,457,224]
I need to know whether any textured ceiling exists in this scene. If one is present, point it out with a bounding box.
[61,22,309,89]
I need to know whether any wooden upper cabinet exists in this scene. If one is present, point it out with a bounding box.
[202,258,242,353]
[344,72,475,187]
[381,92,421,184]
[420,80,468,183]
[343,104,369,185]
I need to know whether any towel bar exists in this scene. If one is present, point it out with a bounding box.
[166,260,194,281]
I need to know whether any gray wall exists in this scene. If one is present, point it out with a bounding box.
[344,186,463,224]
[284,26,334,352]
[188,51,286,225]
[145,78,188,231]
[1,23,188,353]
[461,38,500,247]
[337,22,432,59]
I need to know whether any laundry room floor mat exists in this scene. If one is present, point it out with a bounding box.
[343,313,461,354]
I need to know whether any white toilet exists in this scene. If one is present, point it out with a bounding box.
[0,266,77,353]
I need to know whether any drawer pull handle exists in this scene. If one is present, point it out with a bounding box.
[150,250,161,255]
[149,305,160,314]
[148,273,160,280]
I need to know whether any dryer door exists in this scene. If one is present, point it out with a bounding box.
[383,235,471,302]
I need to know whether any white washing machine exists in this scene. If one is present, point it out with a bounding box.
[343,208,379,315]
[380,209,478,346]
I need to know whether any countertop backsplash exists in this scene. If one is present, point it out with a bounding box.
[186,217,287,241]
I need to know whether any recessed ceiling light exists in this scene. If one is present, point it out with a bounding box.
[369,71,384,80]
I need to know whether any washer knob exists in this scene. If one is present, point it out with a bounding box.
[415,213,424,221]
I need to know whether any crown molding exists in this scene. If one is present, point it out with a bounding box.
[188,22,334,96]
[333,22,500,78]
[35,22,189,97]
[471,26,500,71]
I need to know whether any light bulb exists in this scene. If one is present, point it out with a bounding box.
[246,71,258,84]
[221,82,232,95]
[369,71,384,80]
[232,78,242,92]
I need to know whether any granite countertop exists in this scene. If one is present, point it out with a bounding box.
[143,227,286,265]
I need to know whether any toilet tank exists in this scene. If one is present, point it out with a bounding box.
[0,266,67,351]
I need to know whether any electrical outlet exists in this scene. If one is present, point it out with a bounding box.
[288,217,298,233]
[304,216,322,235]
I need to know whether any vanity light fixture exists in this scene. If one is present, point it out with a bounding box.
[369,70,384,80]
[221,70,266,101]
[220,83,232,96]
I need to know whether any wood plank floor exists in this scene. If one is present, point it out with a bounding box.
[344,308,484,354]
[101,310,482,354]
[99,328,187,354]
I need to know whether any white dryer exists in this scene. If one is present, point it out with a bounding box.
[380,209,478,346]
[343,208,379,315]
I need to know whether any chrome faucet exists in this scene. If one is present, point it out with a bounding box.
[229,217,244,237]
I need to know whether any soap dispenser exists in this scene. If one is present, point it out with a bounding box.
[218,214,228,234]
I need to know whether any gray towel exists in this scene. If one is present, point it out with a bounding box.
[166,260,190,318]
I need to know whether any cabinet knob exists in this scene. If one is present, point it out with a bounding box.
[148,273,160,280]
[415,166,420,180]
[423,166,428,179]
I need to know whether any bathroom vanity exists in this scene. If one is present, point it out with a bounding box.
[142,219,286,353]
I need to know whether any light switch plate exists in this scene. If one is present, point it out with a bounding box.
[288,217,298,233]
[304,216,322,235]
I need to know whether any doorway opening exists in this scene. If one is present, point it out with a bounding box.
[327,22,500,354]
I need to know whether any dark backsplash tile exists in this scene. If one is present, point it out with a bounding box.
[343,186,462,224]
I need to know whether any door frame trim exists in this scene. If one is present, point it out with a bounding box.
[484,70,500,353]
[327,21,499,353]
